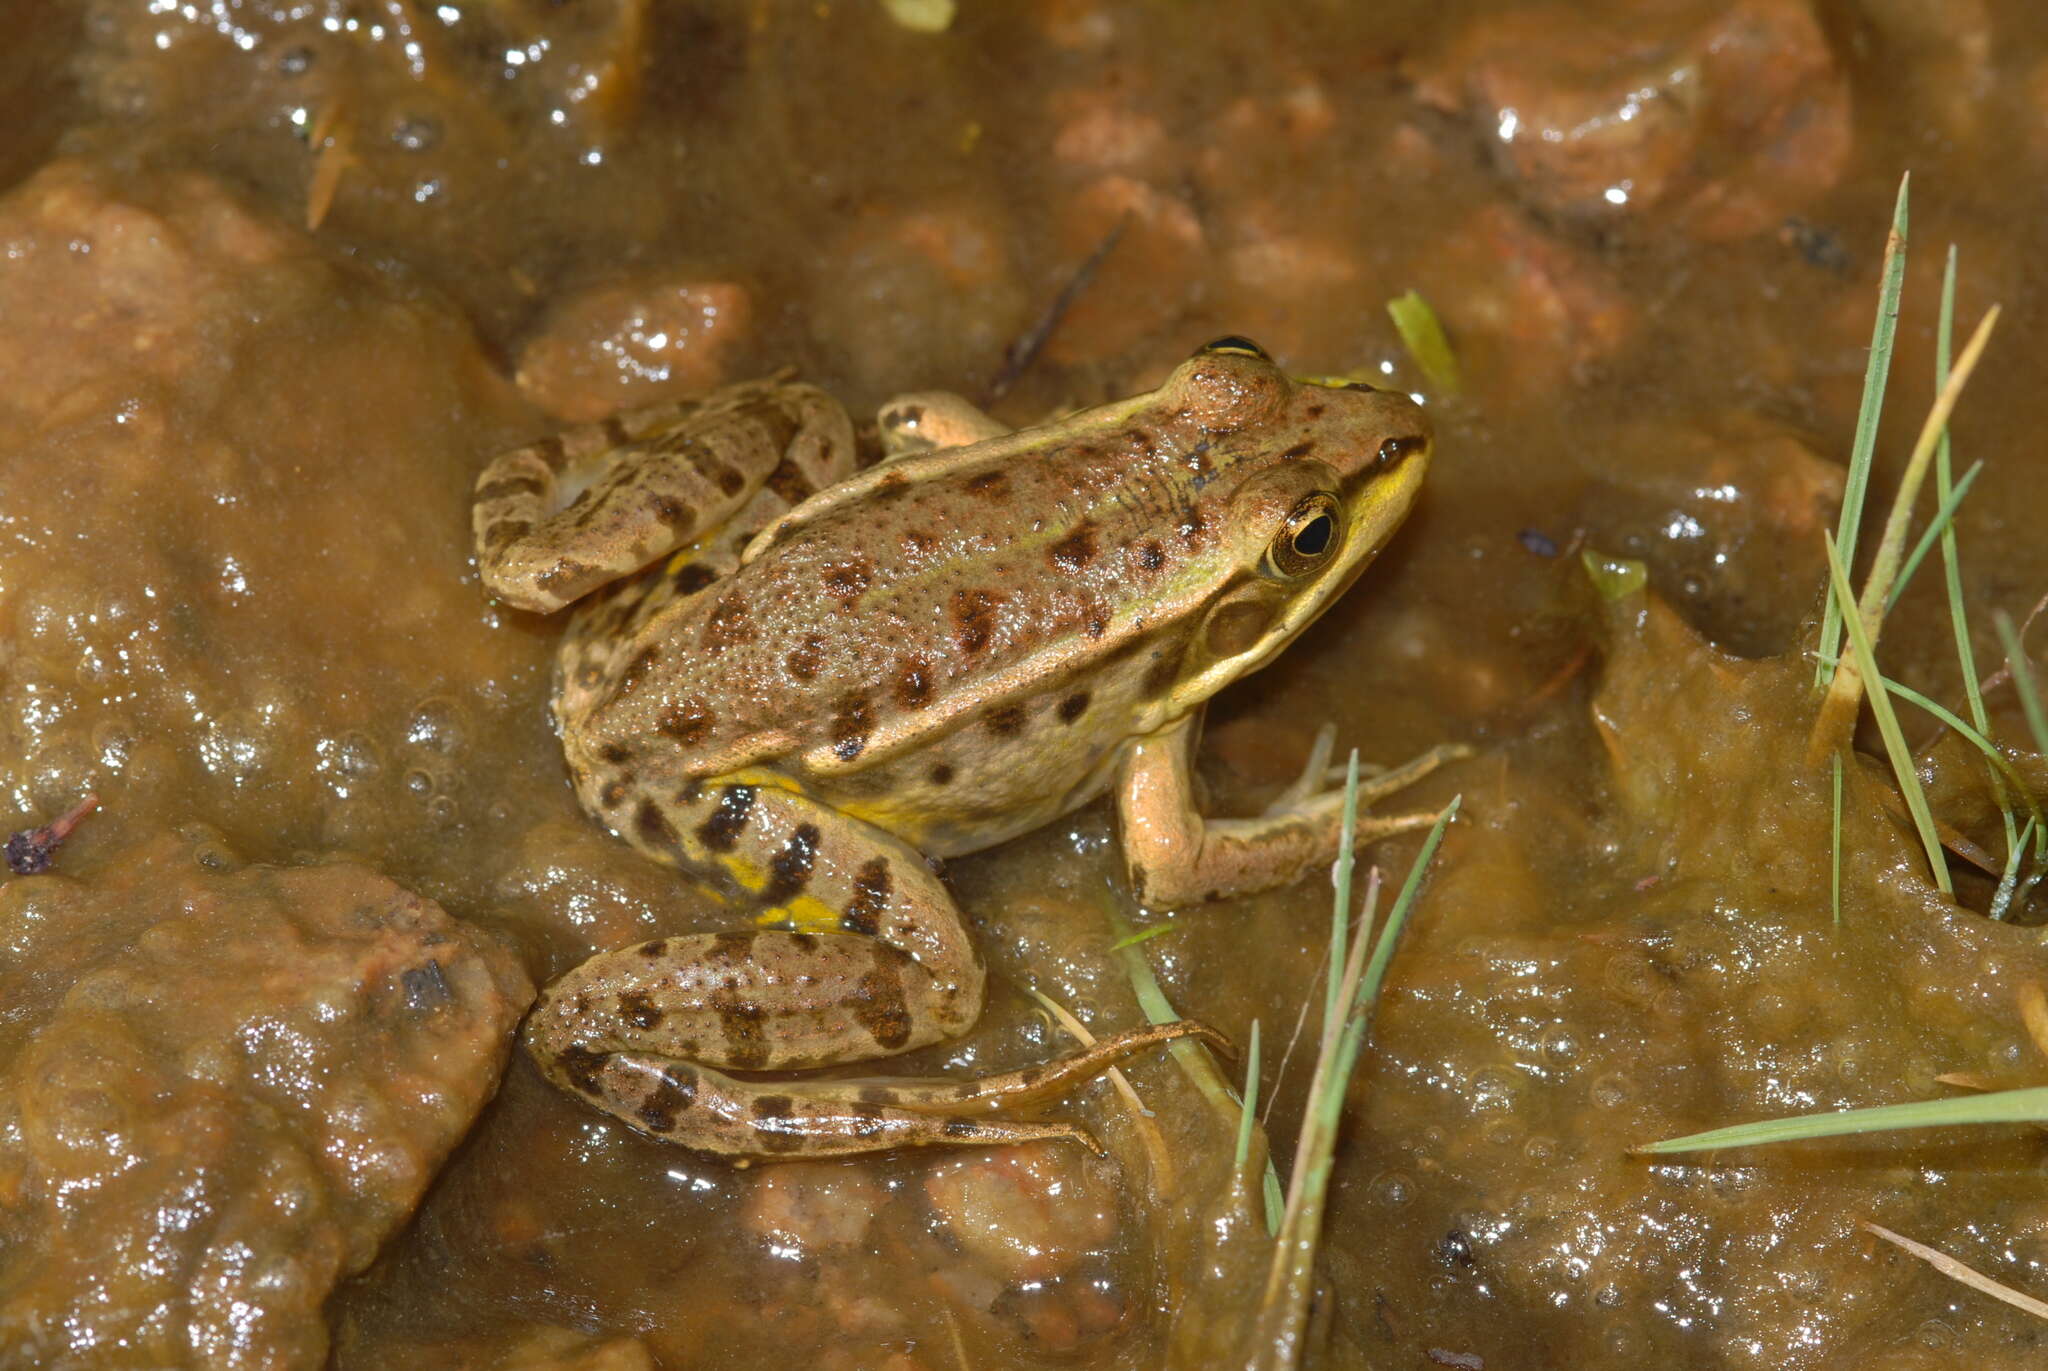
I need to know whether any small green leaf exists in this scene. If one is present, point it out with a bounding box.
[1581,548,1648,601]
[1386,290,1462,397]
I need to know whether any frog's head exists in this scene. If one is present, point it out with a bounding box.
[1151,337,1432,710]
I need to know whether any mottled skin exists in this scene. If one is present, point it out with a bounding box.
[473,340,1454,1160]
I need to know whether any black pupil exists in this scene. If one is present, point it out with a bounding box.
[1293,514,1334,557]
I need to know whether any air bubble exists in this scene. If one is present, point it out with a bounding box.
[407,696,466,755]
[1540,1024,1579,1066]
[1588,1072,1630,1108]
[404,768,434,798]
[334,731,383,779]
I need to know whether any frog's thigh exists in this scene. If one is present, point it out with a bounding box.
[475,384,851,612]
[537,778,987,1065]
[1114,716,1451,909]
[876,391,1010,457]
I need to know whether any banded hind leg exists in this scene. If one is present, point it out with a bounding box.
[472,378,854,613]
[525,774,1220,1159]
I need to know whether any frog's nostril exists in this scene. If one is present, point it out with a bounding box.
[1376,435,1428,467]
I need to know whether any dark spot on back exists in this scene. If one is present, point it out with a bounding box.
[843,858,893,936]
[1281,441,1314,460]
[597,742,632,765]
[700,594,754,653]
[1178,508,1208,546]
[599,777,630,809]
[763,822,820,906]
[831,693,873,761]
[950,588,1000,654]
[966,470,1009,499]
[894,655,936,710]
[697,784,757,852]
[1049,522,1098,572]
[1058,692,1091,723]
[1133,539,1167,572]
[619,644,661,691]
[786,633,827,682]
[822,556,874,606]
[942,1118,980,1139]
[751,1094,794,1119]
[638,939,670,960]
[929,762,954,786]
[657,696,715,745]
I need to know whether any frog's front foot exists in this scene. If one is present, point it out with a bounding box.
[1118,716,1470,910]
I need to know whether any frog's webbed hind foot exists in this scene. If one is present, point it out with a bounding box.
[473,381,852,613]
[550,1019,1225,1162]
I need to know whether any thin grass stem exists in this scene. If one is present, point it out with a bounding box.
[1816,173,1909,689]
[1824,531,1952,893]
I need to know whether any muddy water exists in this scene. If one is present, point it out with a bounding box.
[1,1,2047,1367]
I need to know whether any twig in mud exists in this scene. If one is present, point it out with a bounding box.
[7,792,100,875]
[981,214,1129,406]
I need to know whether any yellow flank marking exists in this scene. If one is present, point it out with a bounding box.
[758,894,843,934]
[664,551,692,575]
[719,854,766,894]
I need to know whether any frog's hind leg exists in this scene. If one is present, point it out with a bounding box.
[529,776,1219,1157]
[564,1020,1225,1160]
[474,379,853,613]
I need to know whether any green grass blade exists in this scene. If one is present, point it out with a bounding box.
[1637,1085,2048,1154]
[1358,797,1461,1016]
[1994,611,2048,758]
[1824,531,1952,893]
[1880,675,2044,826]
[1817,172,1910,688]
[1885,459,1984,613]
[1831,751,1843,927]
[1109,922,1178,951]
[1325,751,1361,1036]
[1990,817,2036,921]
[1387,290,1462,397]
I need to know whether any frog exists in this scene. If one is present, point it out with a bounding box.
[471,338,1456,1161]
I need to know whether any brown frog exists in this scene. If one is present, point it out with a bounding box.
[471,339,1453,1160]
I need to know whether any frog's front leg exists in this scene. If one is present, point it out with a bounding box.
[474,380,852,613]
[1115,714,1465,909]
[876,391,1010,457]
[527,775,1215,1158]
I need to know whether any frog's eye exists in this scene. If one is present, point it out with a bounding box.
[1197,336,1271,360]
[1266,492,1342,578]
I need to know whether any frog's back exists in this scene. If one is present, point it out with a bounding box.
[563,349,1427,855]
[566,417,1226,850]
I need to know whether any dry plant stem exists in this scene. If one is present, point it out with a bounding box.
[1862,1223,2048,1323]
[1810,305,2002,762]
[1022,987,1171,1190]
